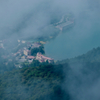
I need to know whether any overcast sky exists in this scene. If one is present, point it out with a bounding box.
[1,0,99,40]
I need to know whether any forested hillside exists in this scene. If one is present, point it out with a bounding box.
[0,64,70,100]
[59,47,100,64]
[1,47,100,100]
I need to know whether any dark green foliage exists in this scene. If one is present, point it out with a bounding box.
[59,47,100,64]
[31,45,45,56]
[21,59,50,68]
[0,48,17,74]
[74,47,100,63]
[21,64,64,81]
[30,60,40,67]
[0,58,15,74]
[0,64,67,100]
[1,46,100,100]
[51,85,70,100]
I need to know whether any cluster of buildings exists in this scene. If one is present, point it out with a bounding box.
[18,52,54,64]
[36,52,54,63]
[0,39,54,68]
[13,41,54,64]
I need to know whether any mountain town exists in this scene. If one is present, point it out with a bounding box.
[0,39,54,68]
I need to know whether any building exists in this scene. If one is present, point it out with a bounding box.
[27,56,35,60]
[40,41,46,44]
[36,52,54,63]
[24,49,31,56]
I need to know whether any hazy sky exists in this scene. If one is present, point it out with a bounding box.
[1,0,99,39]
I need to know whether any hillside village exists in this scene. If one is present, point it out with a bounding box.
[0,39,54,68]
[0,14,74,69]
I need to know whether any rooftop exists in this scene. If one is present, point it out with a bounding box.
[27,56,35,59]
[37,53,53,60]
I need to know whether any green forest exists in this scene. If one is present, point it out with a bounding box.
[0,46,100,99]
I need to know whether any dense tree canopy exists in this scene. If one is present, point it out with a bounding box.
[31,45,45,56]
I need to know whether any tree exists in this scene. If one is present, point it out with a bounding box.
[31,46,45,56]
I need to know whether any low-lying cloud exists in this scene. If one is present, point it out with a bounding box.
[1,0,99,40]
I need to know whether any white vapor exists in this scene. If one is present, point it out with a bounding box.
[0,0,96,39]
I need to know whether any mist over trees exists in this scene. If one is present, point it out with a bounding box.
[0,0,100,100]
